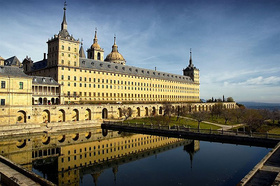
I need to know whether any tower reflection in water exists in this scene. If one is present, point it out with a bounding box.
[0,128,199,185]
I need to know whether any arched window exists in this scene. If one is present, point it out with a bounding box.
[97,52,101,60]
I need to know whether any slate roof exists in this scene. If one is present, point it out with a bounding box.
[32,59,47,71]
[0,66,31,78]
[32,76,59,86]
[79,58,193,83]
[4,56,21,66]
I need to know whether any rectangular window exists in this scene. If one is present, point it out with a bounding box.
[68,76,70,80]
[0,99,5,105]
[74,76,76,81]
[61,75,64,80]
[19,82,23,89]
[1,81,5,89]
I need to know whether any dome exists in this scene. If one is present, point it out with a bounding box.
[105,51,125,63]
[91,42,101,49]
[105,36,126,65]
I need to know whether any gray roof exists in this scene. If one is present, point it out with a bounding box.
[4,56,21,66]
[0,66,31,78]
[32,59,47,71]
[79,58,193,83]
[32,76,59,86]
[79,45,86,58]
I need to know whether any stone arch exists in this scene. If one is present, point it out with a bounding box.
[128,107,132,117]
[43,98,47,105]
[72,109,79,121]
[118,108,122,118]
[16,139,26,148]
[145,107,149,116]
[17,110,27,123]
[198,105,201,111]
[42,110,50,123]
[39,97,43,105]
[137,107,140,117]
[152,107,156,116]
[58,109,65,122]
[159,107,163,115]
[58,135,65,143]
[56,98,59,105]
[72,133,79,141]
[102,108,108,119]
[189,105,192,112]
[85,108,91,120]
[194,105,197,112]
[51,98,55,104]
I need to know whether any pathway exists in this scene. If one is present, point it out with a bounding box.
[178,116,244,130]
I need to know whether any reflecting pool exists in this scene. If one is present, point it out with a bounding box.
[0,128,271,186]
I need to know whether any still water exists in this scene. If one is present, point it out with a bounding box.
[0,128,270,186]
[75,142,269,186]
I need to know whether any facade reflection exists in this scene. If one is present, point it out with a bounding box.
[0,128,199,185]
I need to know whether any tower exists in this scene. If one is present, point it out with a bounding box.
[87,29,104,61]
[104,36,126,65]
[47,1,80,68]
[183,49,199,84]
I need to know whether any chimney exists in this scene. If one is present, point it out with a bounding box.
[44,53,46,60]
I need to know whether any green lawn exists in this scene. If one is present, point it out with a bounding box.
[123,117,221,130]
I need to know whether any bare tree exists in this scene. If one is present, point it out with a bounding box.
[243,109,264,131]
[191,111,208,129]
[221,109,232,124]
[122,107,132,121]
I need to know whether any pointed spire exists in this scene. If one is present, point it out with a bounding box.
[79,38,86,58]
[188,48,193,68]
[61,1,67,31]
[93,28,98,44]
[112,35,118,52]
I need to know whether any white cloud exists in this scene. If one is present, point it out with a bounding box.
[235,76,280,86]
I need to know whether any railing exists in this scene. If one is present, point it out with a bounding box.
[103,121,280,140]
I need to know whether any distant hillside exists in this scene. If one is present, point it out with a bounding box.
[239,102,280,110]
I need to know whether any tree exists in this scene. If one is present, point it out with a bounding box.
[232,107,245,123]
[211,103,223,118]
[191,111,208,129]
[221,109,233,124]
[243,109,264,131]
[271,109,280,124]
[122,107,132,121]
[227,97,234,102]
[162,102,172,116]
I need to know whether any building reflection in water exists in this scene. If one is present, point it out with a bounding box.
[0,127,199,185]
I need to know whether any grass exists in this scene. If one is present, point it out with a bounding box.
[123,116,221,130]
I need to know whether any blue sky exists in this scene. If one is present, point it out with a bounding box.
[1,0,280,103]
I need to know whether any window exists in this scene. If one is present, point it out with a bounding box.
[19,82,23,89]
[61,75,64,80]
[0,99,5,105]
[68,76,70,80]
[1,81,5,89]
[74,76,76,81]
[68,47,70,51]
[62,45,64,50]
